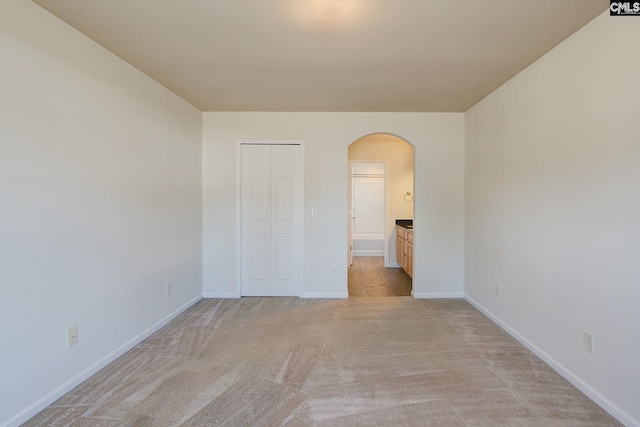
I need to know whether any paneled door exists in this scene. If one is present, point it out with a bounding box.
[240,144,301,296]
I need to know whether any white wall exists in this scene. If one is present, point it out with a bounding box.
[465,12,640,426]
[0,2,203,425]
[203,112,464,298]
[349,135,414,266]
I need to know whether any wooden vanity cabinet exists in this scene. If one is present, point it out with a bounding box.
[396,226,413,278]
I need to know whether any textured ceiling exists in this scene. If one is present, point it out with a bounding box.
[32,0,607,112]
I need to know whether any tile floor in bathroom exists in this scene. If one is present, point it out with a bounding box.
[348,256,412,297]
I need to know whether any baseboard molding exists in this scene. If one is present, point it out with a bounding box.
[302,292,349,299]
[352,250,384,257]
[202,292,240,299]
[2,295,202,427]
[464,294,639,427]
[202,292,349,299]
[413,292,464,299]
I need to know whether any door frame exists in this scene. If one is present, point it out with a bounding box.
[236,139,305,298]
[348,159,389,267]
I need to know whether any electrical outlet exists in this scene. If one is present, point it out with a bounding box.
[583,331,594,354]
[67,326,78,348]
[332,267,338,276]
[166,283,172,296]
[495,285,501,297]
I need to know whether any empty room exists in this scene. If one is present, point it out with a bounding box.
[1,1,638,426]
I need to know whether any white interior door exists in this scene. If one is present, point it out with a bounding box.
[240,144,301,296]
[351,162,385,239]
[270,145,301,296]
[352,177,385,236]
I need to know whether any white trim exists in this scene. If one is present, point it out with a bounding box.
[413,292,464,299]
[2,295,202,427]
[202,292,240,299]
[464,294,640,427]
[235,142,242,299]
[299,142,305,298]
[236,140,305,298]
[352,250,385,257]
[302,292,349,299]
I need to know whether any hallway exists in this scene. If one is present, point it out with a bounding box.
[348,256,412,297]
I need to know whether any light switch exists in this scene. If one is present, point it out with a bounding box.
[311,209,318,217]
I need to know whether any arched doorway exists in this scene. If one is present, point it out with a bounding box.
[347,133,415,297]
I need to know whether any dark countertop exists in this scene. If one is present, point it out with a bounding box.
[395,219,413,230]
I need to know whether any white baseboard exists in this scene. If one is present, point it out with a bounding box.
[413,292,464,299]
[203,292,349,299]
[302,292,349,299]
[464,294,639,427]
[2,295,203,427]
[202,292,240,299]
[202,292,349,299]
[352,250,384,257]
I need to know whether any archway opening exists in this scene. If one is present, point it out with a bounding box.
[347,133,415,297]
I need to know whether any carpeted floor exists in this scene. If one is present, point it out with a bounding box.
[24,297,620,426]
[348,256,412,297]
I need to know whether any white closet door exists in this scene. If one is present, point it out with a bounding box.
[240,144,301,296]
[241,145,271,296]
[270,145,301,296]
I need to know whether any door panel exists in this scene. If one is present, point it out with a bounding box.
[250,178,268,221]
[241,145,271,296]
[270,145,300,296]
[274,177,293,221]
[274,152,294,169]
[274,236,293,281]
[249,237,269,280]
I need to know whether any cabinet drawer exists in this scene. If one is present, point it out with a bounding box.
[407,232,413,244]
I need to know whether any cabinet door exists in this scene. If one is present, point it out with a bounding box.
[402,239,408,273]
[396,235,403,266]
[406,242,413,278]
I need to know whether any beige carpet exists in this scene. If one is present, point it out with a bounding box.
[24,297,620,426]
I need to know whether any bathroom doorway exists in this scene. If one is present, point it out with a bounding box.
[350,162,386,261]
[347,134,414,297]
